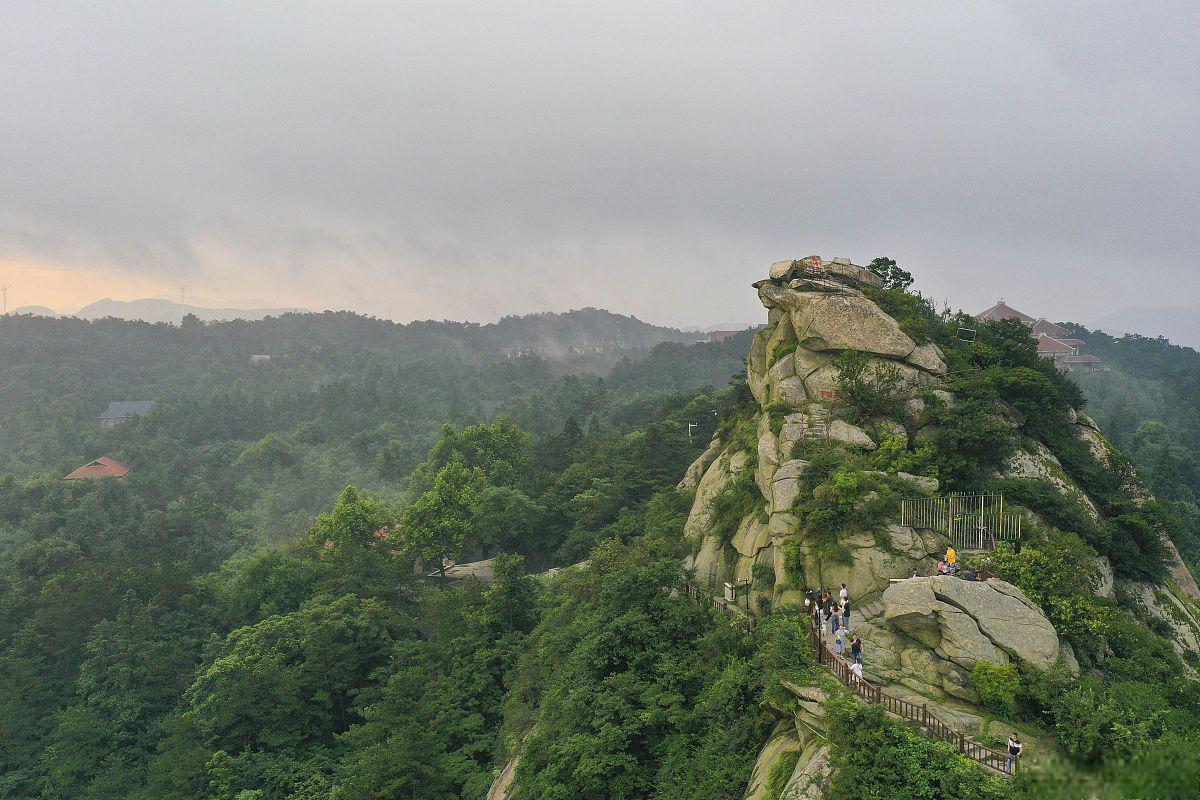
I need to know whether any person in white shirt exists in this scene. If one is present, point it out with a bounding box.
[850,661,863,684]
[839,583,848,602]
[1005,733,1024,774]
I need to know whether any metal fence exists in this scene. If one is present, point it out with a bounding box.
[900,493,1021,551]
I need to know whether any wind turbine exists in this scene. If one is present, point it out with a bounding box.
[0,282,10,315]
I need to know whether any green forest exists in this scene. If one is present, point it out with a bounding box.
[2,288,1200,800]
[1068,325,1200,572]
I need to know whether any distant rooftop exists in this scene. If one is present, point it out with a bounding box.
[1035,333,1076,354]
[974,301,1036,324]
[99,401,154,420]
[65,456,131,480]
[1029,318,1071,338]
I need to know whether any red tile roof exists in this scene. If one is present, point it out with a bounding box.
[1035,334,1077,354]
[1030,319,1071,338]
[65,457,131,480]
[975,301,1036,324]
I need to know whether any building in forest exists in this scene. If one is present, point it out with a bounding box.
[65,457,131,480]
[98,400,154,428]
[974,301,1105,372]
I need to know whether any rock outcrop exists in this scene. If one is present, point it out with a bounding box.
[683,256,947,603]
[742,684,832,800]
[675,256,1200,797]
[881,576,1065,671]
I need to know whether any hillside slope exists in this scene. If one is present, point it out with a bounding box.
[672,258,1200,798]
[1065,324,1200,577]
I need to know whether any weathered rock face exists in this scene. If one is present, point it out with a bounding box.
[994,407,1200,606]
[875,576,1070,701]
[681,257,953,605]
[742,683,832,800]
[679,257,1191,800]
[796,293,916,357]
[1118,579,1200,657]
[677,434,722,492]
[827,419,876,450]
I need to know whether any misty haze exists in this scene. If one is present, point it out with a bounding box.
[3,4,1200,800]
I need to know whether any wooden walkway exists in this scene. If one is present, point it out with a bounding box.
[807,613,1015,776]
[681,582,1016,777]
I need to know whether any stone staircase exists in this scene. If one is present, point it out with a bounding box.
[804,406,831,439]
[857,598,886,623]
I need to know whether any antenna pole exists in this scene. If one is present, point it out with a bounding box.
[0,282,9,315]
[180,285,185,325]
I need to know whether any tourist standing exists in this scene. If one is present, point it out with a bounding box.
[850,635,863,666]
[831,607,842,638]
[1005,733,1023,774]
[839,583,848,602]
[841,598,851,633]
[850,660,863,684]
[834,633,845,656]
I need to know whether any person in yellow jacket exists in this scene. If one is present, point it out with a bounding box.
[946,546,957,566]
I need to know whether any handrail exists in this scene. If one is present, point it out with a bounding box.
[682,582,758,634]
[681,581,1015,775]
[806,612,1015,776]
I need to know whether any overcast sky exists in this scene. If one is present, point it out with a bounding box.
[2,1,1197,328]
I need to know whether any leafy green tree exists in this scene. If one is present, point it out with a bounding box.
[867,257,914,291]
[183,594,398,754]
[399,461,484,575]
[40,593,203,799]
[824,696,1013,800]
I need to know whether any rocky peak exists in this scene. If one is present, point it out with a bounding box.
[746,257,946,415]
[762,255,885,291]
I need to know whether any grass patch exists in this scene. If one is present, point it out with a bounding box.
[708,467,764,547]
[770,339,798,367]
[763,749,800,800]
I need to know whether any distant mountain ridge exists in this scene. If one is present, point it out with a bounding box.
[10,306,59,318]
[74,297,310,324]
[485,307,699,355]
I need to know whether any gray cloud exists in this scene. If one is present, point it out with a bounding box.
[1,1,1197,326]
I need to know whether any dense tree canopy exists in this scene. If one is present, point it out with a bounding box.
[2,293,1198,800]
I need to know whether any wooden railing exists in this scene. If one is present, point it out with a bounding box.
[807,613,1015,776]
[682,581,1015,775]
[901,493,1022,551]
[682,582,757,634]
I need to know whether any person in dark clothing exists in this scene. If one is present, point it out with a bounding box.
[1005,733,1023,774]
[841,598,851,633]
[850,635,863,665]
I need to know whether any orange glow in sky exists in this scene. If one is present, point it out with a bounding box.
[0,260,178,314]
